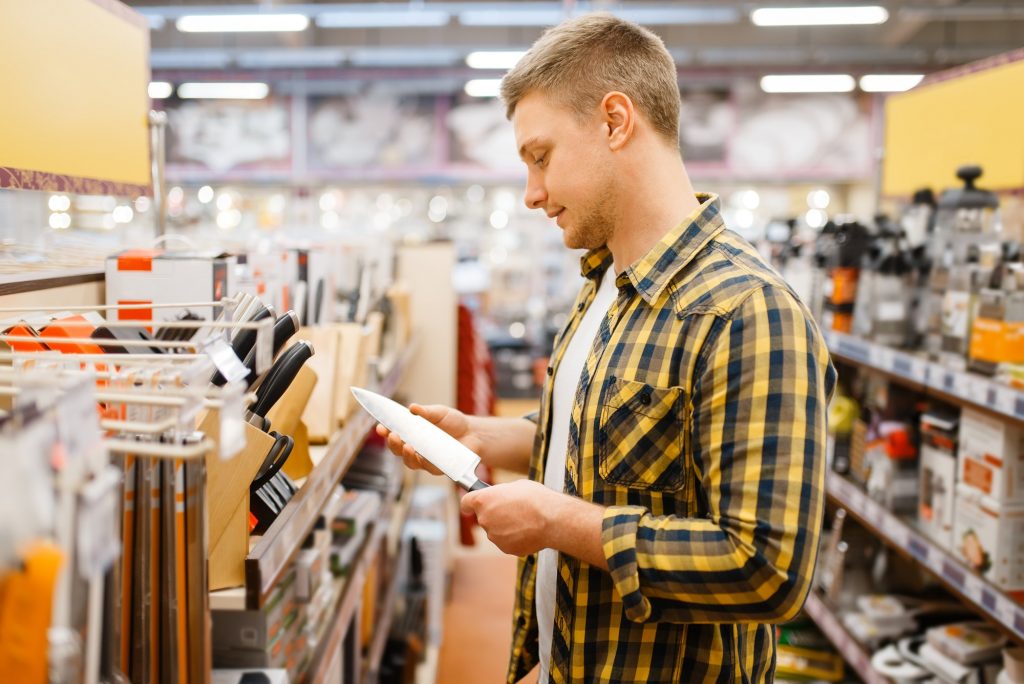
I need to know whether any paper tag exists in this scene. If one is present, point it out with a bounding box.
[53,378,102,480]
[202,336,249,384]
[217,383,246,460]
[77,466,122,578]
[877,301,905,321]
[254,317,273,374]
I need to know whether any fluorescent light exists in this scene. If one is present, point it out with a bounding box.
[465,79,502,98]
[148,81,173,99]
[315,10,449,28]
[760,74,855,93]
[176,14,309,33]
[459,8,563,26]
[751,6,888,26]
[466,51,526,69]
[859,74,924,92]
[178,82,269,100]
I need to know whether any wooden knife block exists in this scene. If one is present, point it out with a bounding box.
[197,411,275,590]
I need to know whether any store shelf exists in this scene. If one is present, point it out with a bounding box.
[802,591,891,684]
[824,330,1024,423]
[826,471,1024,643]
[309,521,387,684]
[245,342,415,608]
[0,268,103,295]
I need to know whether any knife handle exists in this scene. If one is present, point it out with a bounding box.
[251,341,314,418]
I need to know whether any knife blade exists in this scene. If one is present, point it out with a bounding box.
[350,387,489,491]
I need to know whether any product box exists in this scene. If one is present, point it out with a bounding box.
[952,484,1024,597]
[958,408,1024,504]
[293,247,337,326]
[240,250,299,316]
[919,410,959,549]
[105,250,236,322]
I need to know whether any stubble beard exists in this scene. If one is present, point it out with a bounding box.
[563,181,616,251]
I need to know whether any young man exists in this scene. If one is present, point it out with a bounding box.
[379,12,836,683]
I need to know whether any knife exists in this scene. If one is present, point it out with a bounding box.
[211,303,275,386]
[350,387,489,491]
[250,340,314,419]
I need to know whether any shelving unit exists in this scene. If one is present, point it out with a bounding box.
[825,471,1024,643]
[802,591,891,684]
[245,342,416,608]
[824,330,1024,423]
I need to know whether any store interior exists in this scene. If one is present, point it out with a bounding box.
[1,1,1023,683]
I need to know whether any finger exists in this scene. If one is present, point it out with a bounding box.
[386,432,406,456]
[375,424,389,438]
[410,403,446,424]
[460,491,481,515]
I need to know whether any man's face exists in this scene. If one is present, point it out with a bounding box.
[513,91,617,251]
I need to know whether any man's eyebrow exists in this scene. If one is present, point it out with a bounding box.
[518,136,546,160]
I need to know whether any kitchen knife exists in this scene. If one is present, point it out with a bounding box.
[313,278,324,325]
[350,387,489,491]
[272,310,300,357]
[250,340,314,419]
[211,303,275,386]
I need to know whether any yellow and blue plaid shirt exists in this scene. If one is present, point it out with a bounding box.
[511,193,836,683]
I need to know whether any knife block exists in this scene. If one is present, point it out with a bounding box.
[282,421,313,481]
[335,322,372,426]
[266,363,318,437]
[298,326,339,444]
[198,410,275,590]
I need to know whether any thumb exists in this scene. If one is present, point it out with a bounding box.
[410,403,448,424]
[460,490,482,516]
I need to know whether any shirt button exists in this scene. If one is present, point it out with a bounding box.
[547,366,553,376]
[577,303,585,311]
[640,393,651,406]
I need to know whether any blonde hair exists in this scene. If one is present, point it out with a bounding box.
[500,12,681,145]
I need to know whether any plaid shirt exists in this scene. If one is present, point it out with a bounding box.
[510,193,836,683]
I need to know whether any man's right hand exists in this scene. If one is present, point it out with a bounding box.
[376,403,484,476]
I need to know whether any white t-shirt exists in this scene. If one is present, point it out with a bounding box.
[537,268,618,681]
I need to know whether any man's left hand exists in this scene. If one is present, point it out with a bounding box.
[461,479,558,556]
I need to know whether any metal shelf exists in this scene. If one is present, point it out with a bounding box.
[826,471,1024,644]
[802,591,891,684]
[824,330,1024,423]
[244,341,415,608]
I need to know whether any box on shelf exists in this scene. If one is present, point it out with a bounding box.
[105,250,236,322]
[958,408,1024,504]
[919,410,959,550]
[969,287,1024,375]
[952,484,1024,598]
[293,246,337,327]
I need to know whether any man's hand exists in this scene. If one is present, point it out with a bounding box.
[462,479,610,569]
[376,403,483,476]
[460,480,557,556]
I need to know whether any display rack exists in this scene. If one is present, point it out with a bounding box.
[802,591,891,684]
[824,330,1024,423]
[826,471,1024,642]
[245,340,416,608]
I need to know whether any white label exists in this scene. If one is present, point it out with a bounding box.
[217,383,246,460]
[77,466,122,577]
[877,301,905,321]
[202,336,248,384]
[254,317,273,374]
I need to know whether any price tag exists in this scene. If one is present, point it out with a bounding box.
[908,537,929,562]
[968,377,989,405]
[1015,396,1024,420]
[891,354,913,379]
[202,336,248,385]
[941,559,966,590]
[995,387,1017,416]
[53,378,102,479]
[953,373,971,399]
[217,383,246,460]
[254,317,273,374]
[77,466,122,578]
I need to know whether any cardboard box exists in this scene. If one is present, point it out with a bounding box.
[952,484,1024,598]
[958,408,1024,504]
[919,445,957,549]
[294,247,337,326]
[105,250,236,322]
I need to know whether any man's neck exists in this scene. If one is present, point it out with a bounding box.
[606,152,701,274]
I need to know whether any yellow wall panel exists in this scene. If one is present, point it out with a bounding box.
[0,0,150,195]
[883,56,1024,197]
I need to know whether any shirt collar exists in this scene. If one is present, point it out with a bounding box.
[578,193,726,304]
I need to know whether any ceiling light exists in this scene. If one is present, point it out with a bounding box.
[459,8,564,27]
[148,81,173,99]
[315,10,449,28]
[751,6,889,26]
[760,74,855,93]
[176,14,309,33]
[466,51,527,70]
[859,74,925,92]
[178,82,269,100]
[464,79,502,98]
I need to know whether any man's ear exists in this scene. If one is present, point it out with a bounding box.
[600,91,635,151]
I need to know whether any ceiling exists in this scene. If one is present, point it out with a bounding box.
[125,1,1024,91]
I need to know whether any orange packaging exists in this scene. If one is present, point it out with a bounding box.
[970,317,1024,364]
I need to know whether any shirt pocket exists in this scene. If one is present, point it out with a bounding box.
[598,377,686,491]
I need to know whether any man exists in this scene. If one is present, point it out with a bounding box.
[379,12,836,683]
